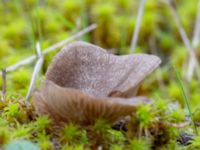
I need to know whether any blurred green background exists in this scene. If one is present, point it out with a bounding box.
[0,0,200,110]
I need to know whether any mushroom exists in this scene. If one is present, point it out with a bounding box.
[32,41,161,125]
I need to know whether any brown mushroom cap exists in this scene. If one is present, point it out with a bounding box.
[33,41,161,125]
[33,80,151,125]
[46,41,161,98]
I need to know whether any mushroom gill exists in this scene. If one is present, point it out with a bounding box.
[32,41,161,125]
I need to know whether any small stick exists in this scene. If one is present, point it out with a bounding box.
[187,0,200,81]
[192,0,200,48]
[1,69,6,102]
[26,42,43,101]
[4,24,97,74]
[166,0,200,81]
[166,121,190,128]
[130,0,146,53]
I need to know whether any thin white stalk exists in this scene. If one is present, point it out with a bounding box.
[26,42,43,101]
[36,41,43,57]
[187,0,200,81]
[130,0,146,53]
[4,24,97,74]
[167,1,200,81]
[192,0,200,48]
[1,69,6,102]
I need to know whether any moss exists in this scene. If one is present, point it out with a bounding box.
[190,79,200,92]
[30,6,47,39]
[157,32,176,54]
[129,138,151,150]
[22,0,37,7]
[187,136,200,149]
[37,133,54,150]
[8,68,32,95]
[92,3,120,48]
[193,109,200,123]
[61,0,83,24]
[2,19,28,48]
[190,93,200,110]
[171,46,187,68]
[167,82,184,106]
[3,103,20,118]
[136,105,155,129]
[11,125,32,139]
[34,116,51,132]
[178,0,198,37]
[46,19,62,35]
[0,38,13,58]
[154,98,168,116]
[92,3,116,21]
[116,16,135,50]
[60,123,88,146]
[0,127,10,145]
[61,145,87,150]
[110,144,123,150]
[45,0,60,7]
[115,0,130,11]
[140,12,158,39]
[0,52,27,68]
[160,140,184,150]
[168,108,186,123]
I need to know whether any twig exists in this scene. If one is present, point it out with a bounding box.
[4,24,97,74]
[26,42,43,101]
[166,121,190,128]
[130,0,146,53]
[1,69,6,102]
[166,0,200,81]
[192,0,200,48]
[187,0,200,81]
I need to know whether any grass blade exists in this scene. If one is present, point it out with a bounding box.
[174,67,198,135]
